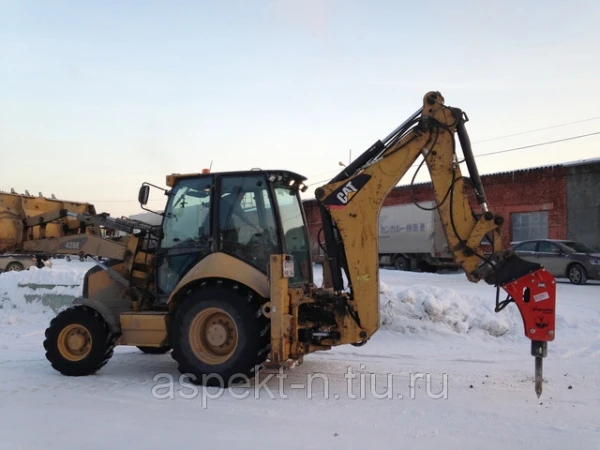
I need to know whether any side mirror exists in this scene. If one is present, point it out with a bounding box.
[137,181,168,217]
[138,185,150,206]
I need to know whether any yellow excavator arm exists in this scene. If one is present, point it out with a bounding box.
[315,91,556,397]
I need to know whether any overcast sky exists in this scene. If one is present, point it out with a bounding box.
[2,0,599,217]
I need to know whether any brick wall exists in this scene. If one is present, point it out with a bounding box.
[302,164,569,255]
[474,165,567,245]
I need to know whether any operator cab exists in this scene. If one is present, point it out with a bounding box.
[140,170,312,304]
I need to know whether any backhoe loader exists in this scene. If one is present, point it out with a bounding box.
[0,91,556,397]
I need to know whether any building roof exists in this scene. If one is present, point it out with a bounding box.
[561,157,600,167]
[301,156,599,201]
[460,156,599,177]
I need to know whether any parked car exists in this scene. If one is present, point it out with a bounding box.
[0,254,36,273]
[510,239,600,285]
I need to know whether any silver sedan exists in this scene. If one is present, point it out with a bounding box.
[511,239,600,285]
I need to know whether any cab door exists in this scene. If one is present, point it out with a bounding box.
[216,173,281,273]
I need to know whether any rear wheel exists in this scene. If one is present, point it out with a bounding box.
[568,264,588,285]
[43,305,116,376]
[171,284,270,386]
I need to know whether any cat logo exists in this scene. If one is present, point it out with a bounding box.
[322,173,372,209]
[336,181,358,204]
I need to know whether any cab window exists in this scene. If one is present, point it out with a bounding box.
[156,176,213,299]
[218,175,280,271]
[161,178,212,248]
[274,186,311,286]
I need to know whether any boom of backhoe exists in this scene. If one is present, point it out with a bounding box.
[313,91,556,396]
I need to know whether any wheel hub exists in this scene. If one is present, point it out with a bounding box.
[67,333,86,351]
[189,307,239,365]
[57,324,92,361]
[207,323,228,346]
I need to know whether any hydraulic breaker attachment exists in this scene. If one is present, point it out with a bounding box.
[499,267,556,397]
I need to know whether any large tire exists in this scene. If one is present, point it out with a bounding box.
[171,283,270,387]
[137,345,171,354]
[568,263,588,285]
[43,305,116,376]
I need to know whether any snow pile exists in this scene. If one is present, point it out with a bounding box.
[378,281,521,339]
[312,264,522,339]
[0,261,95,331]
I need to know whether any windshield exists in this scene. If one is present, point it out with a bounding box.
[562,241,597,253]
[274,187,311,286]
[161,177,212,248]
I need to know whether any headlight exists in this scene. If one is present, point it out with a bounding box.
[590,260,600,265]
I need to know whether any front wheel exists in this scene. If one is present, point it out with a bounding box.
[568,264,588,285]
[171,285,269,386]
[43,305,116,376]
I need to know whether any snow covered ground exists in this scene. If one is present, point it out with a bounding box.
[1,260,599,449]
